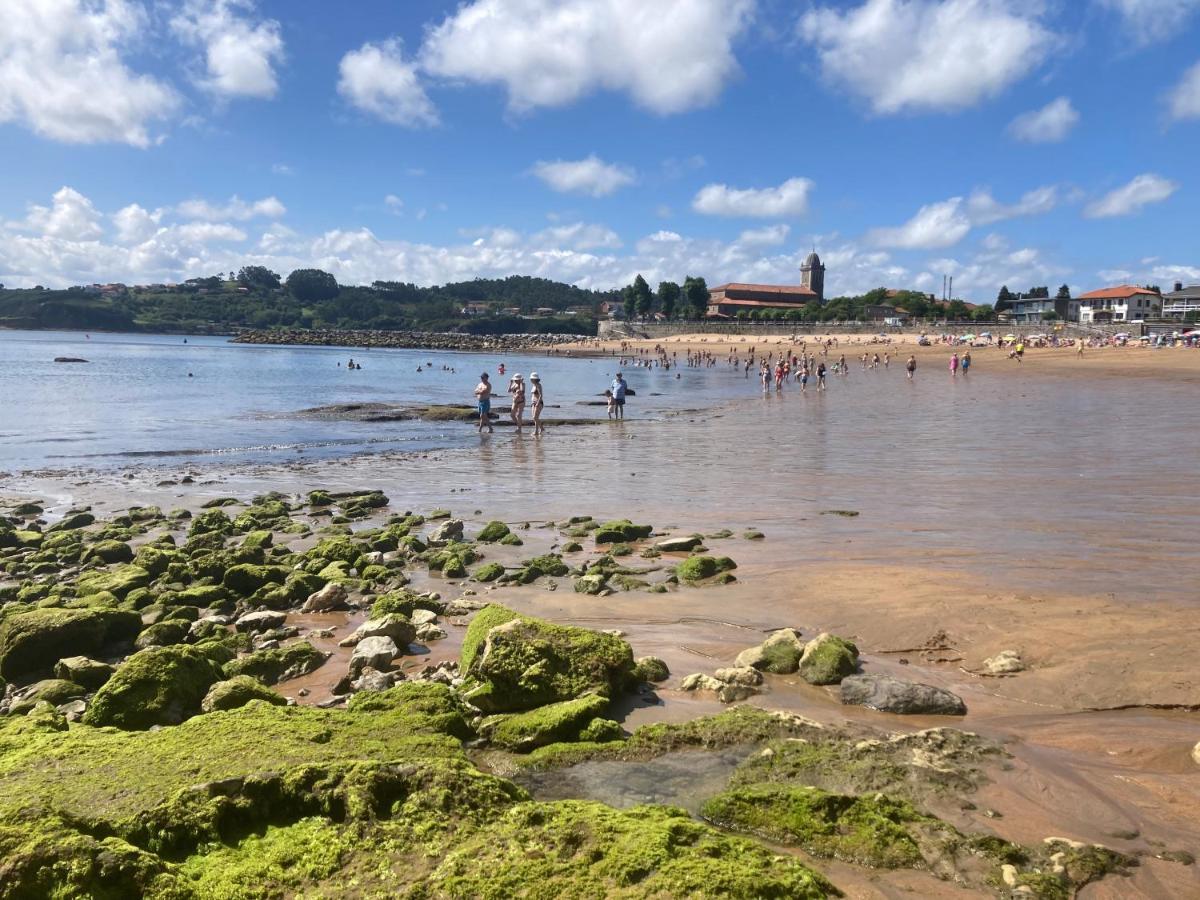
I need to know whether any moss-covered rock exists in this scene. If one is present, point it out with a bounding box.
[675,555,738,584]
[134,619,191,650]
[482,694,611,750]
[594,519,654,544]
[221,563,291,596]
[53,655,116,690]
[735,628,806,674]
[459,605,637,712]
[187,509,235,538]
[133,545,177,577]
[47,511,95,532]
[223,641,329,685]
[85,539,134,564]
[75,564,151,599]
[9,678,87,714]
[370,589,442,619]
[473,562,505,582]
[83,645,225,730]
[0,607,141,679]
[476,520,511,542]
[633,656,671,683]
[200,675,288,712]
[798,633,860,685]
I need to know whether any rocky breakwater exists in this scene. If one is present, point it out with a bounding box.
[231,328,588,352]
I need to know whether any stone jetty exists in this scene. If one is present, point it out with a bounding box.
[231,328,588,352]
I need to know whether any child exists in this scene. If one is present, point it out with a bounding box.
[604,389,616,419]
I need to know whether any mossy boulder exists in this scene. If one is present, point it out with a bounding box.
[187,509,235,538]
[200,675,288,712]
[223,642,329,685]
[573,573,608,595]
[370,589,442,619]
[633,656,671,683]
[798,633,860,685]
[473,562,505,582]
[594,519,653,544]
[221,564,291,596]
[53,656,116,690]
[675,555,737,584]
[85,540,134,564]
[0,608,142,680]
[83,645,225,729]
[47,511,95,532]
[735,628,806,674]
[133,545,177,577]
[459,605,637,712]
[476,520,511,542]
[75,564,151,599]
[482,693,611,750]
[173,585,230,608]
[134,620,191,650]
[9,678,87,714]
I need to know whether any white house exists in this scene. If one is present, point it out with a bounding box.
[1162,282,1200,319]
[1075,285,1161,323]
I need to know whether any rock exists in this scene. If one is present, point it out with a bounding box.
[675,555,737,584]
[573,573,608,595]
[594,520,654,544]
[476,521,511,543]
[0,608,141,680]
[338,614,416,649]
[680,673,725,693]
[411,609,439,626]
[53,655,115,690]
[47,511,95,532]
[74,564,151,599]
[459,604,636,713]
[735,628,805,674]
[350,636,399,676]
[983,649,1025,674]
[444,597,489,616]
[86,539,134,564]
[53,357,89,363]
[8,679,87,714]
[351,667,401,693]
[714,666,764,687]
[134,619,191,650]
[798,633,859,685]
[473,562,505,582]
[1192,741,1200,768]
[201,675,287,712]
[840,674,967,716]
[223,642,328,684]
[222,563,291,596]
[481,694,610,750]
[655,536,704,552]
[234,610,287,634]
[428,519,464,545]
[301,582,348,613]
[83,645,225,729]
[633,656,670,683]
[415,623,448,642]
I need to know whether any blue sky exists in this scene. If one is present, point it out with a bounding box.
[0,0,1197,300]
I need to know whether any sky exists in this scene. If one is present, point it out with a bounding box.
[0,0,1198,300]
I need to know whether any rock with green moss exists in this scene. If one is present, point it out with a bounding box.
[9,678,87,714]
[85,539,134,564]
[75,564,151,599]
[223,641,329,685]
[675,555,737,584]
[798,633,860,685]
[735,628,806,674]
[48,511,95,533]
[133,545,177,577]
[633,656,670,683]
[459,605,637,712]
[134,620,191,650]
[0,607,141,680]
[594,519,654,544]
[187,509,235,538]
[482,693,611,750]
[53,655,116,690]
[473,562,505,582]
[221,563,291,596]
[578,717,624,743]
[561,540,583,553]
[475,520,511,542]
[200,675,288,712]
[370,589,442,618]
[83,645,225,729]
[573,573,608,595]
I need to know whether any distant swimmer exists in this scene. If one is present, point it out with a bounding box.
[498,363,506,376]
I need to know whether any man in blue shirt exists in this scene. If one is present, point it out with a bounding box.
[611,373,627,419]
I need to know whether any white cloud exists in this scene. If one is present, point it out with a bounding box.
[419,0,753,115]
[177,195,287,221]
[18,187,105,241]
[338,39,438,127]
[1167,61,1200,121]
[0,0,178,146]
[384,194,404,214]
[868,199,971,249]
[531,156,635,197]
[692,178,813,218]
[271,163,295,176]
[112,203,163,243]
[533,222,623,250]
[171,0,284,99]
[176,222,246,243]
[798,0,1053,114]
[1007,97,1079,143]
[737,224,791,246]
[1083,174,1179,218]
[1098,0,1200,44]
[965,185,1059,224]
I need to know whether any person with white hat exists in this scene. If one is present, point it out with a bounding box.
[529,372,544,436]
[508,373,526,429]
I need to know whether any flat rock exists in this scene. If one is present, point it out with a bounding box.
[840,674,966,716]
[655,536,703,552]
[338,614,415,648]
[428,519,464,545]
[714,666,763,687]
[234,610,287,633]
[411,608,439,626]
[350,635,399,675]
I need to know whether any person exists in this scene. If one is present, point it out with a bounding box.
[509,373,526,428]
[498,363,506,376]
[905,354,916,379]
[604,388,616,419]
[474,373,494,433]
[816,361,827,391]
[530,372,545,436]
[799,363,809,392]
[1014,341,1025,362]
[884,352,890,369]
[611,372,627,419]
[950,352,959,376]
[961,350,971,374]
[1077,340,1084,358]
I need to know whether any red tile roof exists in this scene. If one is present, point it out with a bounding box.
[711,283,817,296]
[1077,285,1159,300]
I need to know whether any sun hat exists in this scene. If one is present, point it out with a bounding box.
[530,372,540,380]
[513,373,523,379]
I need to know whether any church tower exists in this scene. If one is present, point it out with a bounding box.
[801,251,825,303]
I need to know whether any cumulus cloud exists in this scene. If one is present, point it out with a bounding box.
[1083,174,1179,218]
[798,0,1053,114]
[1167,61,1200,121]
[17,187,105,241]
[531,156,635,197]
[0,0,178,146]
[177,195,286,221]
[870,185,1059,249]
[1097,0,1200,44]
[737,224,791,246]
[338,39,438,127]
[965,185,1059,224]
[533,222,623,250]
[419,0,753,114]
[1007,97,1079,143]
[112,203,163,243]
[176,222,246,243]
[692,178,813,218]
[170,0,285,99]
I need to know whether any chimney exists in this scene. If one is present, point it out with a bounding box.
[1176,282,1184,292]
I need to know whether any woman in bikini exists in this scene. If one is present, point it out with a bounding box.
[529,372,545,436]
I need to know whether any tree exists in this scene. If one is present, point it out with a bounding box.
[286,269,339,303]
[1055,283,1071,300]
[631,274,653,319]
[971,303,995,321]
[1042,311,1059,321]
[996,285,1014,312]
[237,266,282,291]
[683,275,710,319]
[946,299,969,320]
[657,280,680,319]
[1026,286,1049,299]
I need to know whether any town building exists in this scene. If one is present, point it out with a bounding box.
[706,252,825,317]
[1162,282,1200,319]
[1008,295,1079,324]
[1076,285,1161,323]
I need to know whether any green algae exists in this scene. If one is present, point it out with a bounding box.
[223,642,328,686]
[674,555,737,584]
[482,694,611,751]
[798,634,859,686]
[201,677,287,712]
[0,607,142,680]
[83,645,225,730]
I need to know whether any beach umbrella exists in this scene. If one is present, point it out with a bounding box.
[1004,334,1016,340]
[961,333,976,340]
[1183,330,1200,337]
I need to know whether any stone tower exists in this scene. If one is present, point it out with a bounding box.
[801,251,825,302]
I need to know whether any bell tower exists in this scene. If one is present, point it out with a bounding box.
[801,251,825,303]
